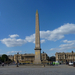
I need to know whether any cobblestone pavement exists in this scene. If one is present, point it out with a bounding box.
[0,65,75,75]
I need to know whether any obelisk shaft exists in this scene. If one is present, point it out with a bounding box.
[35,10,40,49]
[34,10,41,64]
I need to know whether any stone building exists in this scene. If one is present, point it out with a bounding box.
[55,51,75,63]
[14,53,49,64]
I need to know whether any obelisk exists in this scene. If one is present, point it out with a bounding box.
[34,10,41,64]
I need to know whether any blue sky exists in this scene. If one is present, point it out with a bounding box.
[0,0,75,56]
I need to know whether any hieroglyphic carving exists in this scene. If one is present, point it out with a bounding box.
[35,51,40,55]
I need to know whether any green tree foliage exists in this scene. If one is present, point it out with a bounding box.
[47,56,49,61]
[0,54,12,64]
[0,57,1,61]
[1,54,9,62]
[49,56,56,61]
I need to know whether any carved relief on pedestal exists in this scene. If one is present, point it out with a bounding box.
[35,51,40,55]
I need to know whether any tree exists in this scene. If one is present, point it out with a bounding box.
[46,56,50,61]
[0,57,1,61]
[49,56,56,61]
[0,57,2,64]
[1,54,9,62]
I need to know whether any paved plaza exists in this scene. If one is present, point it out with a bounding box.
[0,65,75,75]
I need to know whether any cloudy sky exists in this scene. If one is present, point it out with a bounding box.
[0,0,75,56]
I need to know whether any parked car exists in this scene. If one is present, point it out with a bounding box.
[69,62,73,66]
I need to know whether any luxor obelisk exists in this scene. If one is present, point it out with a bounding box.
[34,10,41,64]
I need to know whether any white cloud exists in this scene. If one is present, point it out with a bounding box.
[1,23,75,47]
[48,53,55,56]
[25,34,35,43]
[40,23,75,41]
[7,51,22,55]
[40,30,51,39]
[25,23,75,42]
[50,40,75,52]
[41,39,45,43]
[25,33,45,44]
[63,40,75,43]
[59,43,74,48]
[0,34,27,47]
[9,34,19,38]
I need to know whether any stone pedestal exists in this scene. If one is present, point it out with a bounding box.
[34,49,41,64]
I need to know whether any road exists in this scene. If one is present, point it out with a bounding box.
[0,64,75,75]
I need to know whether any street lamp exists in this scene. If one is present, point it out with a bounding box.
[43,52,44,61]
[43,51,45,67]
[72,51,74,63]
[4,58,6,64]
[16,52,19,67]
[8,59,9,66]
[72,51,75,67]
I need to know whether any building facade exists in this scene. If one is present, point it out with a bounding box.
[14,53,49,64]
[55,51,75,63]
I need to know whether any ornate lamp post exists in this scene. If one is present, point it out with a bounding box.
[8,59,9,66]
[16,52,19,67]
[43,51,45,67]
[72,51,74,63]
[4,58,6,64]
[43,52,44,61]
[72,51,75,67]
